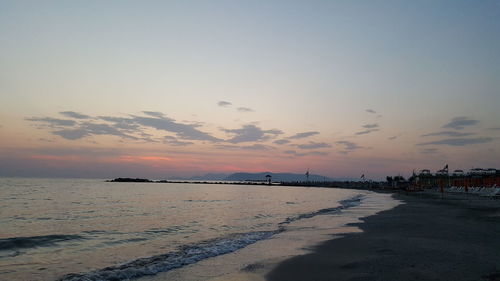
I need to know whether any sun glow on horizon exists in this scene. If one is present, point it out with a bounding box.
[0,1,499,179]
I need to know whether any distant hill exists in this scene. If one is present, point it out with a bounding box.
[166,173,229,181]
[224,172,333,182]
[169,172,357,182]
[187,173,229,181]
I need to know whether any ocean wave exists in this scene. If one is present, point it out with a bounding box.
[102,237,149,246]
[57,194,365,281]
[58,231,277,281]
[0,234,83,252]
[278,194,364,229]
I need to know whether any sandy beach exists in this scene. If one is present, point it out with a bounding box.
[266,191,500,281]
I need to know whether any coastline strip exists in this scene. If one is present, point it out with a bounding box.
[267,192,500,281]
[57,194,365,281]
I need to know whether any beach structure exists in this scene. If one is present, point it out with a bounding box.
[413,167,500,189]
[265,174,272,185]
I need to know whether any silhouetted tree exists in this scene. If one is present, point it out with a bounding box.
[394,176,406,182]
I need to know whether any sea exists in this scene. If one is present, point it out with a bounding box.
[0,178,399,281]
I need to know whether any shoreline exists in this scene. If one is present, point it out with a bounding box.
[266,191,500,281]
[138,189,399,281]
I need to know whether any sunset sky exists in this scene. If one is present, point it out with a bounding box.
[1,0,499,179]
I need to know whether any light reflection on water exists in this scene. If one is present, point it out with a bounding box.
[0,178,368,281]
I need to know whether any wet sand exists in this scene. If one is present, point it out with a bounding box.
[266,191,500,281]
[139,191,398,281]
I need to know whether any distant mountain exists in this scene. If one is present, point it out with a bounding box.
[186,173,229,181]
[168,172,356,182]
[224,172,334,182]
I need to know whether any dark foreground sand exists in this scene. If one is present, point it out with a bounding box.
[266,192,500,281]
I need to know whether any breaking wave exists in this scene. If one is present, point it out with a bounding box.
[58,194,365,281]
[0,234,83,252]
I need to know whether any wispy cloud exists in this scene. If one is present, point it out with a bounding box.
[223,124,282,143]
[83,122,138,139]
[288,131,319,139]
[421,148,438,154]
[442,116,479,130]
[308,151,329,156]
[241,144,273,150]
[296,142,331,149]
[284,150,305,157]
[362,123,379,129]
[52,129,89,140]
[163,136,194,146]
[356,128,379,135]
[142,111,166,118]
[417,137,493,146]
[214,144,273,151]
[218,101,232,107]
[237,107,253,112]
[28,112,221,142]
[27,147,122,158]
[132,115,220,141]
[26,117,76,127]
[366,109,376,114]
[59,111,90,119]
[98,116,141,131]
[274,139,290,145]
[388,136,397,140]
[336,141,363,154]
[284,150,328,157]
[421,131,475,137]
[53,122,139,140]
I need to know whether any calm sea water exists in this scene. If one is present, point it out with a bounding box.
[0,178,393,281]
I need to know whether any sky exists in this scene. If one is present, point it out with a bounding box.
[0,0,499,180]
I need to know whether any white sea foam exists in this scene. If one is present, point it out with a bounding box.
[58,194,365,281]
[0,178,372,281]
